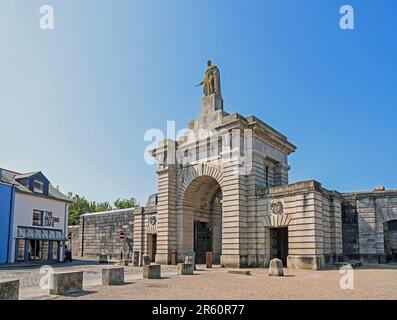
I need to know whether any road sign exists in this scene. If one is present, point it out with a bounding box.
[67,232,72,240]
[119,231,126,241]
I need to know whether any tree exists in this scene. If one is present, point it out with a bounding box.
[93,201,113,212]
[114,198,139,209]
[67,193,139,225]
[67,192,91,225]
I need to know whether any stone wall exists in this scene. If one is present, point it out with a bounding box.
[79,208,134,259]
[259,180,343,270]
[66,225,80,256]
[341,190,397,263]
[341,196,360,258]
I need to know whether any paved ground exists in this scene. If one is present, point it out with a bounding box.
[1,259,397,300]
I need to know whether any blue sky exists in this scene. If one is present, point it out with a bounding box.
[0,0,396,204]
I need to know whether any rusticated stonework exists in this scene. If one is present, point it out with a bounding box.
[130,88,397,270]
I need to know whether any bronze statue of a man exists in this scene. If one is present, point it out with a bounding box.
[197,60,222,97]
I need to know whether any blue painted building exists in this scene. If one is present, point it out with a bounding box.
[0,168,70,264]
[0,178,15,264]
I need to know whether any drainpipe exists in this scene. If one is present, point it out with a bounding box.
[81,215,85,257]
[7,185,15,264]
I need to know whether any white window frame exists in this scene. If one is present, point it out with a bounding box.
[33,210,44,226]
[33,180,44,193]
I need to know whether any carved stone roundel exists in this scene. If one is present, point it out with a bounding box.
[270,200,284,215]
[149,215,157,226]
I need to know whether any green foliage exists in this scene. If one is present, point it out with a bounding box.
[67,192,91,226]
[114,198,138,209]
[67,193,139,225]
[93,201,113,212]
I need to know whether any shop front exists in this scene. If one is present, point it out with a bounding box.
[14,226,67,263]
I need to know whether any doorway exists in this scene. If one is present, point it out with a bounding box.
[384,220,397,262]
[194,221,212,264]
[270,227,288,266]
[29,240,41,261]
[147,234,157,262]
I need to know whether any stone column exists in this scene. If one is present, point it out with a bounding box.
[220,159,248,268]
[133,207,145,264]
[330,195,343,259]
[155,163,178,264]
[245,153,261,267]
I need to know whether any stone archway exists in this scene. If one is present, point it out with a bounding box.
[176,165,224,264]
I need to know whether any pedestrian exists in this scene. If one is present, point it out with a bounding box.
[65,245,72,262]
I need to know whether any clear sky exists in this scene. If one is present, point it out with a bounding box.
[0,0,396,204]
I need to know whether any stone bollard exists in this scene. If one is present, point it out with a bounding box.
[177,263,194,275]
[170,251,177,265]
[206,252,213,269]
[0,279,19,300]
[99,254,108,264]
[102,268,124,285]
[269,258,284,276]
[142,254,150,266]
[143,264,161,279]
[50,271,84,295]
[185,252,196,270]
[117,259,129,266]
[133,251,140,266]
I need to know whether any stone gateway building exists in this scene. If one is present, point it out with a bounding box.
[131,62,397,270]
[73,62,397,270]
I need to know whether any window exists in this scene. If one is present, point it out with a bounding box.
[33,210,43,226]
[21,179,29,188]
[218,136,223,155]
[33,180,44,193]
[265,166,269,188]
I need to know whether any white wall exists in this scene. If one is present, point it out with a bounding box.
[11,192,68,262]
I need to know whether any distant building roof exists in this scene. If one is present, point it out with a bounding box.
[0,168,70,203]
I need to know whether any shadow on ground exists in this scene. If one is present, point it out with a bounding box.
[0,258,105,271]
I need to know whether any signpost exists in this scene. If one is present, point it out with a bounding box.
[119,231,125,260]
[119,231,126,241]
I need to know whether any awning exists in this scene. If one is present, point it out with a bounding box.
[16,226,67,241]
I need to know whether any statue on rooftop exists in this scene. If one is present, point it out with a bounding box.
[196,60,222,98]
